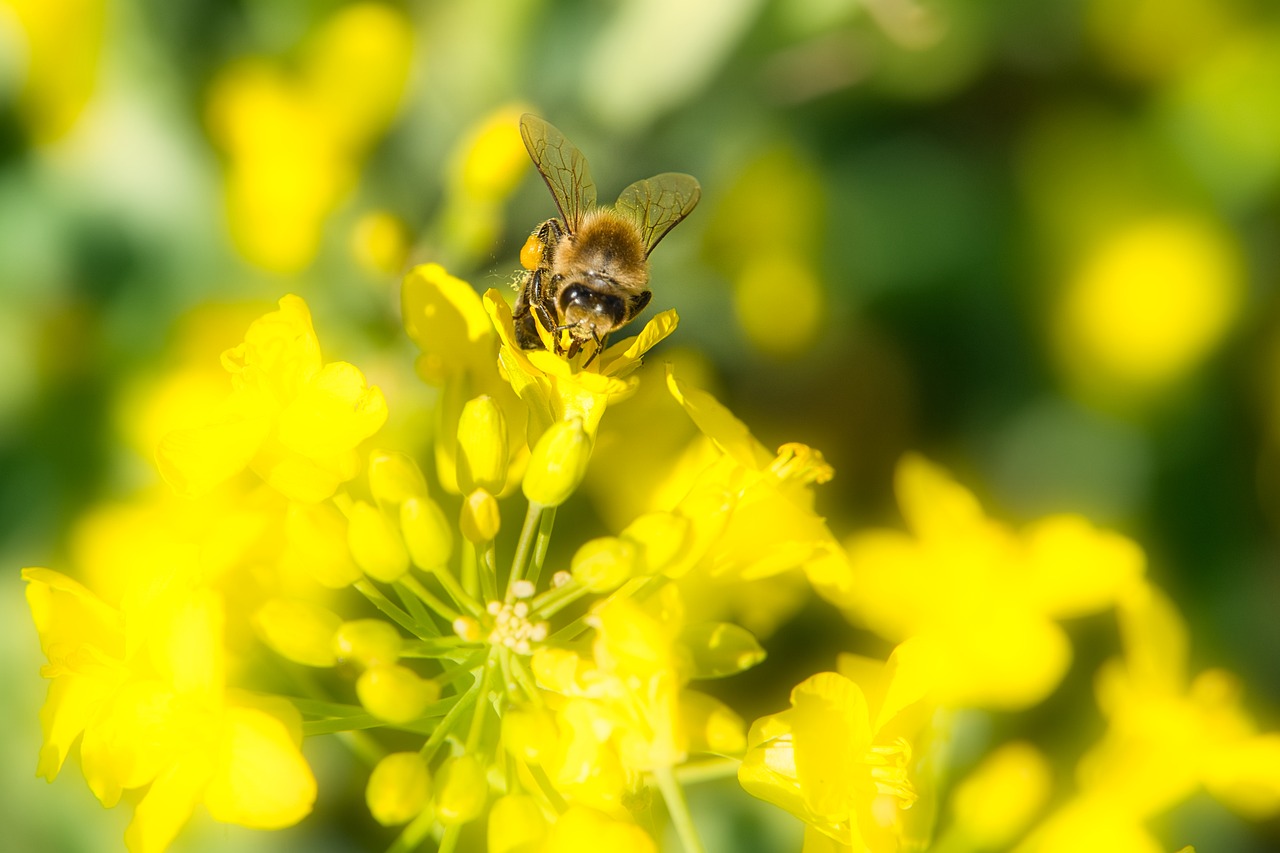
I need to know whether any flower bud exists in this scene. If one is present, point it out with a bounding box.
[253,599,343,667]
[348,501,410,583]
[366,752,432,826]
[621,511,690,576]
[334,618,403,668]
[401,495,453,570]
[357,664,440,723]
[460,488,501,543]
[570,536,637,593]
[489,794,547,853]
[456,395,508,493]
[522,418,591,507]
[435,753,487,825]
[368,450,428,506]
[501,707,558,766]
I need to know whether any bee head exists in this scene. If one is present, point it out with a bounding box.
[559,280,626,341]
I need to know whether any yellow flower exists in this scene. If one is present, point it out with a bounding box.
[836,453,1145,709]
[738,649,930,852]
[23,569,315,853]
[205,2,414,272]
[156,295,387,502]
[6,0,106,142]
[1054,215,1242,403]
[530,584,752,807]
[1081,583,1280,819]
[484,287,678,440]
[401,264,528,495]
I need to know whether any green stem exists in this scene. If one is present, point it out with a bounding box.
[506,502,543,599]
[526,506,557,591]
[386,805,437,853]
[675,757,742,785]
[462,538,478,598]
[399,574,462,623]
[479,539,498,604]
[432,564,482,617]
[654,765,706,853]
[354,579,419,635]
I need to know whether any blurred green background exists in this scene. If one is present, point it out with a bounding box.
[4,0,1280,850]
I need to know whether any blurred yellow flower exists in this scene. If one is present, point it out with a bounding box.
[205,2,414,273]
[739,649,930,852]
[1082,583,1280,819]
[1054,215,1243,403]
[837,453,1145,709]
[24,569,315,853]
[156,295,387,502]
[5,0,105,142]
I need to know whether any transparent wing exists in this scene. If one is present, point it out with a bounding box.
[615,173,701,256]
[520,114,596,233]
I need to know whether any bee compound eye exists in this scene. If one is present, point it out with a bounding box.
[560,282,625,324]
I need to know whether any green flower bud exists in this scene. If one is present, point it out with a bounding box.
[460,488,501,543]
[401,495,453,570]
[366,752,432,826]
[456,395,508,493]
[522,418,591,507]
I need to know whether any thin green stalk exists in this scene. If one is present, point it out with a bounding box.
[655,765,706,853]
[354,579,419,635]
[462,538,478,598]
[525,505,557,591]
[506,502,543,600]
[386,805,437,853]
[431,564,482,617]
[478,539,498,604]
[398,574,462,623]
[675,757,742,785]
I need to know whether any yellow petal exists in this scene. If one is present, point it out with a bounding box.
[894,453,985,541]
[155,407,270,498]
[950,741,1051,847]
[666,366,774,471]
[124,754,212,853]
[203,706,316,828]
[546,805,657,853]
[276,361,387,458]
[791,672,871,819]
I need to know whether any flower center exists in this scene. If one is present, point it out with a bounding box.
[865,737,917,809]
[485,600,549,656]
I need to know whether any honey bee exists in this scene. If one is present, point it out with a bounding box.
[514,114,701,361]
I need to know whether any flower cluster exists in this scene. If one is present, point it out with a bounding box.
[24,260,1280,853]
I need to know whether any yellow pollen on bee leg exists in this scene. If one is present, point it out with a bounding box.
[520,234,543,270]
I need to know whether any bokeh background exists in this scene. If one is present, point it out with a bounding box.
[3,0,1280,850]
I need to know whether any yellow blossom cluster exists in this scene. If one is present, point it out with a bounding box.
[23,256,1280,853]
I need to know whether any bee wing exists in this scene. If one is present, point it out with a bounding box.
[520,114,597,233]
[615,173,701,256]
